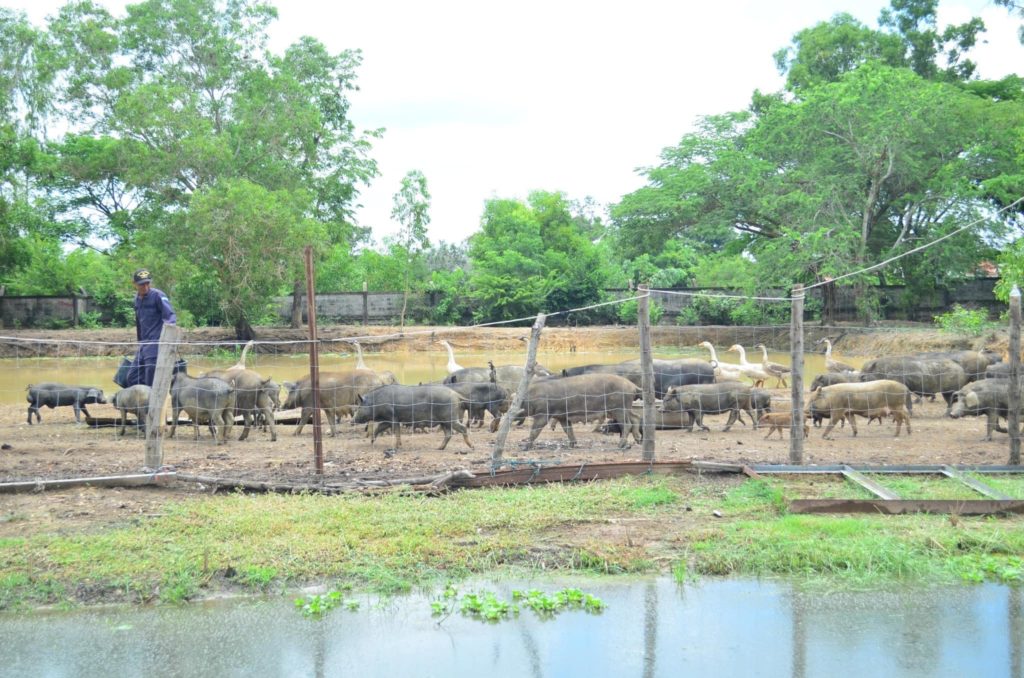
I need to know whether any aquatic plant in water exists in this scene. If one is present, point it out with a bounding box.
[431,584,606,623]
[295,586,360,619]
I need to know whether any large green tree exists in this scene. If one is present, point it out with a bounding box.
[168,178,324,338]
[467,191,608,322]
[612,0,1021,320]
[390,169,431,329]
[5,0,380,334]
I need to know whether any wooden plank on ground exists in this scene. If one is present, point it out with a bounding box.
[790,499,1024,516]
[0,472,177,494]
[840,465,901,500]
[693,461,747,474]
[451,461,697,488]
[940,466,1013,500]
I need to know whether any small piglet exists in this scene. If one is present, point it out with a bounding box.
[758,411,810,440]
[26,383,107,424]
[112,384,152,436]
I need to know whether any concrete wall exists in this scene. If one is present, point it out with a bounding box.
[277,291,435,324]
[633,280,1002,323]
[0,295,89,329]
[0,279,1002,328]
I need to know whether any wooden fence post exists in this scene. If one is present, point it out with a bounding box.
[305,246,324,477]
[790,284,805,465]
[638,285,656,462]
[492,313,546,466]
[1009,285,1020,466]
[144,323,183,470]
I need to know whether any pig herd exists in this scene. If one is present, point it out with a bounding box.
[21,344,1018,451]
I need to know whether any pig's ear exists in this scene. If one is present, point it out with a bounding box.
[357,394,364,405]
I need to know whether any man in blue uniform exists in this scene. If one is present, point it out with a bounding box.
[126,268,176,387]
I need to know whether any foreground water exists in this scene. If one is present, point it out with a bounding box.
[0,578,1019,677]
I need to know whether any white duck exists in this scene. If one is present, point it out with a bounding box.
[440,339,463,373]
[227,340,255,371]
[753,343,791,388]
[348,340,367,370]
[726,344,772,388]
[697,341,746,382]
[819,338,856,373]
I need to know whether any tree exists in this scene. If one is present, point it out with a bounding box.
[390,170,431,329]
[164,178,324,340]
[774,0,985,93]
[467,192,609,322]
[8,0,380,335]
[773,13,906,92]
[612,0,1020,320]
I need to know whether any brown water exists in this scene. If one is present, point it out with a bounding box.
[0,347,854,405]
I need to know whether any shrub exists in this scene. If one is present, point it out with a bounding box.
[934,304,995,336]
[77,311,103,329]
[616,299,664,325]
[676,294,793,326]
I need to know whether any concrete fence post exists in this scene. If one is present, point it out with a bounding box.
[790,284,805,465]
[638,285,656,462]
[1009,285,1020,465]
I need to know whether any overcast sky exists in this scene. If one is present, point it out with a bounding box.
[9,1,1024,246]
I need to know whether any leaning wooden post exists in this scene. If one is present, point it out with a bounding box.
[492,313,546,466]
[789,284,805,465]
[305,246,324,477]
[144,323,183,471]
[1009,285,1021,465]
[638,285,656,462]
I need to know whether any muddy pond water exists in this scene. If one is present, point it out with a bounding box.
[0,349,851,406]
[0,578,1019,677]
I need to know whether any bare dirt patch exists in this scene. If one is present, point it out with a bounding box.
[0,392,1014,537]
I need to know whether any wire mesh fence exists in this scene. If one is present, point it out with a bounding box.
[1,287,1021,490]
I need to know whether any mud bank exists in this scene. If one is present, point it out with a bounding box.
[0,323,1008,359]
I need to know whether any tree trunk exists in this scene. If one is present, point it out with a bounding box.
[822,281,836,326]
[291,279,303,329]
[399,267,410,330]
[234,315,256,342]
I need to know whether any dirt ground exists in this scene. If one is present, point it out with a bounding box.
[1,322,1014,539]
[0,389,1013,538]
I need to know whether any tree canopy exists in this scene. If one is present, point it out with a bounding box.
[611,0,1023,315]
[2,0,1022,328]
[1,0,379,335]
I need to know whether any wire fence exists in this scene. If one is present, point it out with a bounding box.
[1,280,1021,491]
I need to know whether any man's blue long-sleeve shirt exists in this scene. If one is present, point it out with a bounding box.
[135,287,176,355]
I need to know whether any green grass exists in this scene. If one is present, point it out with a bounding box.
[0,478,681,609]
[766,477,875,501]
[969,474,1024,499]
[684,481,1024,585]
[3,474,1023,610]
[863,475,984,500]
